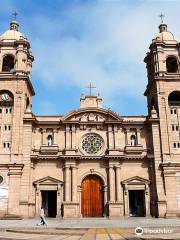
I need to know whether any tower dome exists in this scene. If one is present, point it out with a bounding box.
[152,23,178,44]
[0,20,27,42]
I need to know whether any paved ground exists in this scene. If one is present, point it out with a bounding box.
[0,218,179,239]
[0,217,180,228]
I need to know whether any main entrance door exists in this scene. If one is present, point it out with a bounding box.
[129,190,146,217]
[81,175,104,217]
[41,191,57,218]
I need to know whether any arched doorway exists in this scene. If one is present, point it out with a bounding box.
[81,175,104,217]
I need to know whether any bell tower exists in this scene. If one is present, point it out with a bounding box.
[0,19,34,158]
[145,19,180,217]
[0,19,35,216]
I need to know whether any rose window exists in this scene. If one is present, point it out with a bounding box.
[82,134,103,154]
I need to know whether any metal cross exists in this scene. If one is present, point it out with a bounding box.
[12,11,18,21]
[86,83,96,96]
[159,13,165,23]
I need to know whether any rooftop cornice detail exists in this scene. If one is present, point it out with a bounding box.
[63,107,122,122]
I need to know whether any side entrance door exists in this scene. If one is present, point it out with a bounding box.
[41,190,57,218]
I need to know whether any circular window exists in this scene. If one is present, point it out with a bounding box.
[0,176,3,184]
[82,134,103,155]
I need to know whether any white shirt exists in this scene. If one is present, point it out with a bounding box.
[40,208,45,217]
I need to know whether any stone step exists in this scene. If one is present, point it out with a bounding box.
[6,228,87,235]
[0,214,22,220]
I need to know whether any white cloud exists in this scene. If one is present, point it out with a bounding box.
[28,1,180,106]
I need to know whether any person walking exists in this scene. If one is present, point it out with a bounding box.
[37,207,48,227]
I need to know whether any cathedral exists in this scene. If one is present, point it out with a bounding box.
[0,18,179,219]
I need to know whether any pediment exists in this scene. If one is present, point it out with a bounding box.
[63,108,122,122]
[121,176,150,185]
[33,176,63,185]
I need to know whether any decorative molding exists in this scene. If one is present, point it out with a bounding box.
[33,176,63,185]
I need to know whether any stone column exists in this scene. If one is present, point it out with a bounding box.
[77,186,82,217]
[126,128,130,145]
[28,163,35,217]
[137,128,141,145]
[40,129,43,145]
[108,125,114,149]
[35,184,40,217]
[114,125,118,148]
[72,166,77,202]
[65,166,70,202]
[103,185,108,217]
[65,125,71,149]
[124,188,129,216]
[42,129,46,145]
[145,184,150,216]
[124,129,128,145]
[109,166,115,202]
[53,129,58,145]
[56,184,62,218]
[71,125,76,149]
[116,166,121,202]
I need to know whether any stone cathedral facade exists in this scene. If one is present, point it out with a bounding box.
[0,19,179,219]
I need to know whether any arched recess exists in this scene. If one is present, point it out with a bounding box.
[0,90,14,106]
[25,97,31,112]
[81,174,104,217]
[166,56,179,73]
[168,91,180,106]
[149,97,158,112]
[150,98,156,109]
[47,135,53,146]
[130,134,137,146]
[80,171,107,186]
[2,55,15,72]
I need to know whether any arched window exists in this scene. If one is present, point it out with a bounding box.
[47,135,53,146]
[166,57,178,73]
[2,55,15,72]
[168,91,180,106]
[130,135,137,146]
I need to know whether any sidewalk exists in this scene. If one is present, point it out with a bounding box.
[0,218,179,239]
[0,217,180,228]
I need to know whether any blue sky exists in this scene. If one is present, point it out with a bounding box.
[0,0,180,116]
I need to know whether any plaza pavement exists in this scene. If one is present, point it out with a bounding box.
[0,218,179,239]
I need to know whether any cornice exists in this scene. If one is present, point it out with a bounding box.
[31,154,148,161]
[144,75,180,96]
[0,73,35,96]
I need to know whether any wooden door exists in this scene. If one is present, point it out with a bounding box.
[81,175,103,217]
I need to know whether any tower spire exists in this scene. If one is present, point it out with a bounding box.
[12,11,18,21]
[158,13,167,33]
[159,13,165,24]
[10,12,19,31]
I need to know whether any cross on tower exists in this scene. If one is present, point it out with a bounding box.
[86,83,96,96]
[159,13,165,24]
[12,11,18,21]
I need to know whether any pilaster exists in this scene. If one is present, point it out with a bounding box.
[149,115,167,217]
[7,164,23,217]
